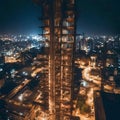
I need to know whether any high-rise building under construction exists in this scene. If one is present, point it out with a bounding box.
[34,0,76,119]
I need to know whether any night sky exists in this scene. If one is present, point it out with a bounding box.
[0,0,120,35]
[77,0,120,35]
[0,0,41,35]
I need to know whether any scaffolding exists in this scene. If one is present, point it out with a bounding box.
[36,0,76,119]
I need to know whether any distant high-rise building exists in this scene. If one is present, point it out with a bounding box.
[0,54,4,64]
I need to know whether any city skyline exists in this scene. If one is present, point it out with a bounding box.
[0,0,120,120]
[0,0,120,35]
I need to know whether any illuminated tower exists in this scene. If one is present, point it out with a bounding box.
[34,0,76,119]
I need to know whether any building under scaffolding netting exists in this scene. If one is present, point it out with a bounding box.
[34,0,77,119]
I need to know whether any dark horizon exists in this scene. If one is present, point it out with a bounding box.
[0,0,120,35]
